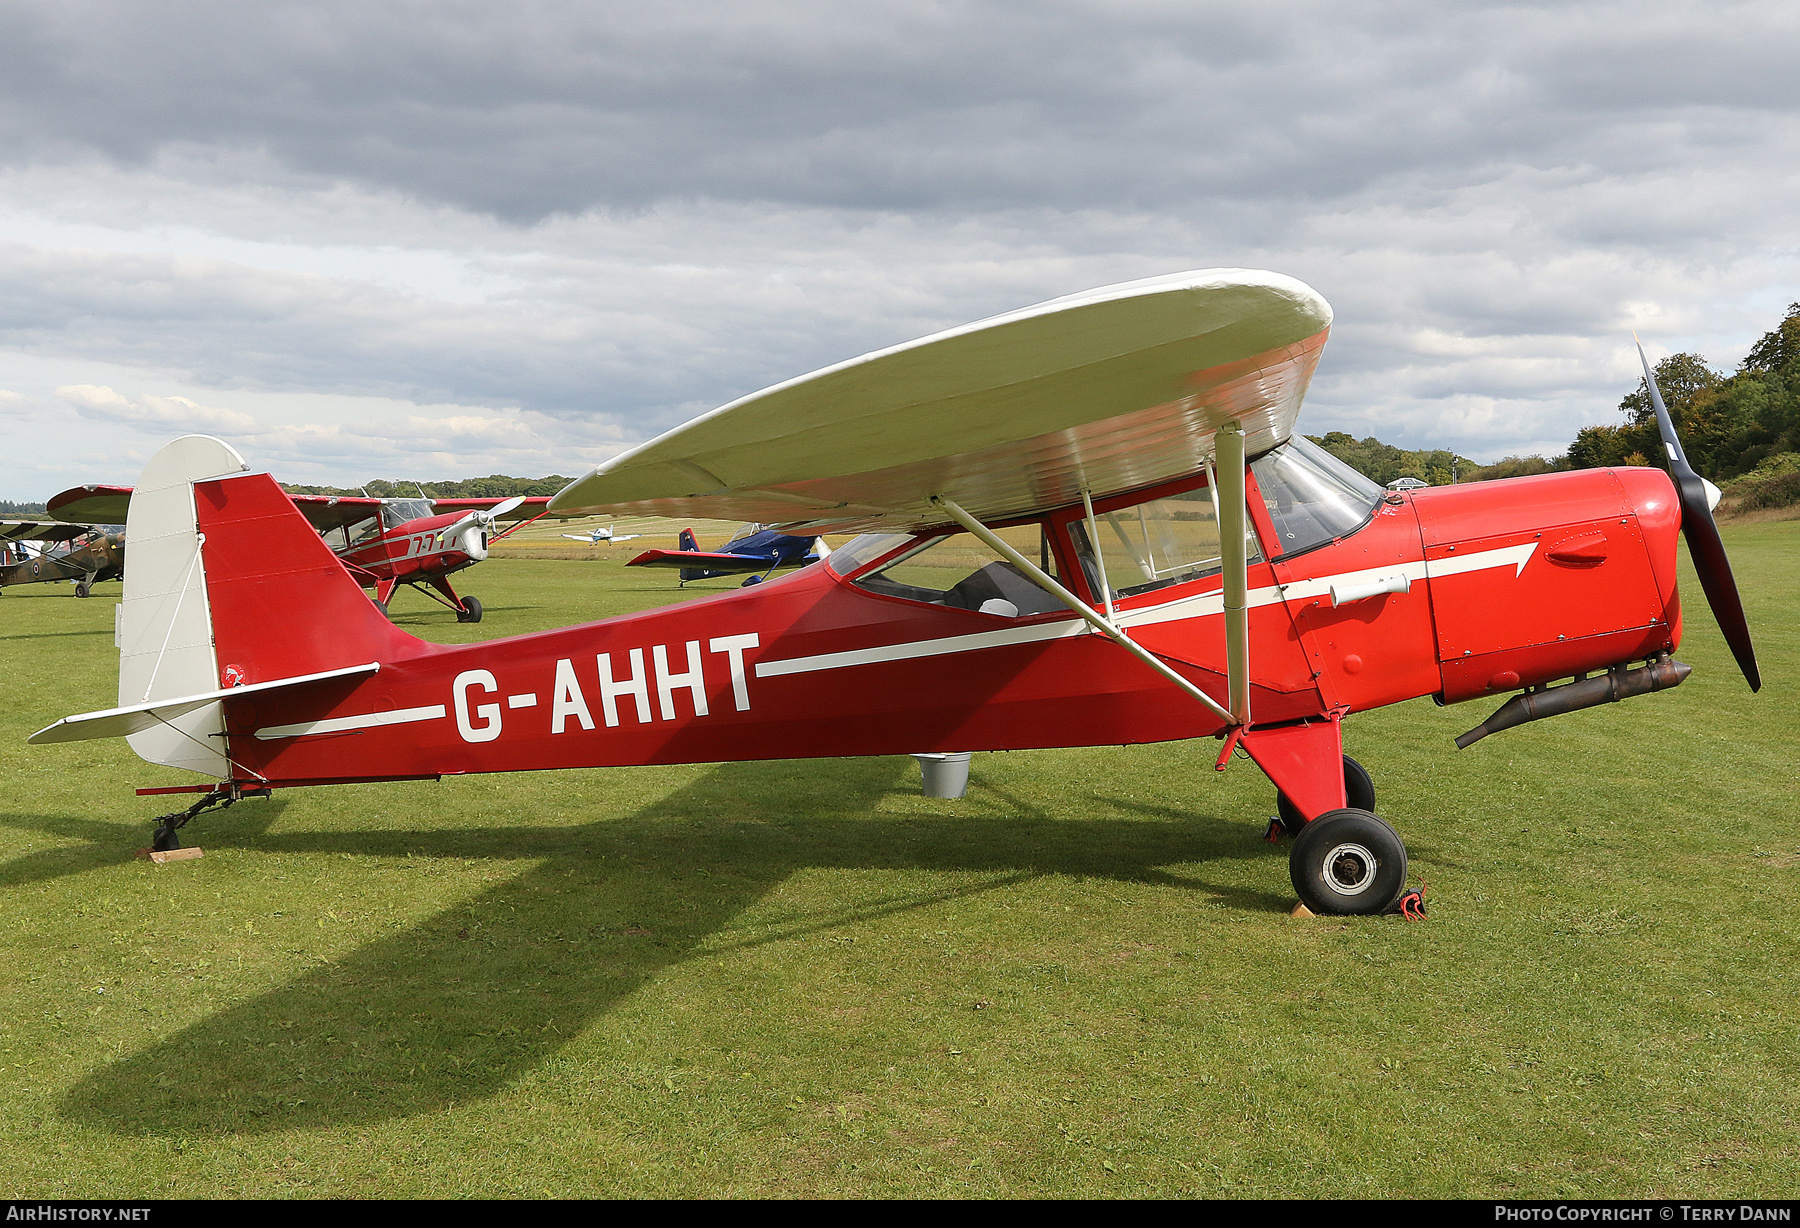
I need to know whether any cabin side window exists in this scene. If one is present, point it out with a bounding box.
[1065,485,1262,603]
[837,524,1067,617]
[1249,436,1383,558]
[343,515,383,548]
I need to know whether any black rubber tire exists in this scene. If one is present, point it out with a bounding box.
[1276,755,1375,834]
[1289,808,1407,916]
[75,578,92,598]
[372,599,390,620]
[457,595,483,624]
[152,827,181,853]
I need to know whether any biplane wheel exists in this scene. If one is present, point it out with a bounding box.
[1275,755,1375,835]
[457,596,483,624]
[1289,808,1406,916]
[151,826,181,853]
[372,599,390,620]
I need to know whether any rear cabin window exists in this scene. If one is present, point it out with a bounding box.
[1066,485,1262,603]
[839,524,1066,618]
[1249,436,1383,558]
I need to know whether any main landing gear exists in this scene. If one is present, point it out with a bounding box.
[1264,753,1409,916]
[370,578,484,623]
[1288,808,1408,916]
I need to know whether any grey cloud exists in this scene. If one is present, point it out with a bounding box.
[3,1,1796,224]
[0,0,1795,492]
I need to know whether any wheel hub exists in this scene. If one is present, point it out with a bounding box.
[1322,841,1377,895]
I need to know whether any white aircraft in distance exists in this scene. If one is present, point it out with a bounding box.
[560,525,644,544]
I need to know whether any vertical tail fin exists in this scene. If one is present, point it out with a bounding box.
[678,527,699,552]
[117,436,417,777]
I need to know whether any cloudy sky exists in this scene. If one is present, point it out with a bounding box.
[1,0,1795,499]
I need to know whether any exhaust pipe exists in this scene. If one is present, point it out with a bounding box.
[1455,653,1690,749]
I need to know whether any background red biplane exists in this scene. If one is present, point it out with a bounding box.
[44,484,587,622]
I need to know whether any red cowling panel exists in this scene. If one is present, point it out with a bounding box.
[1415,470,1676,704]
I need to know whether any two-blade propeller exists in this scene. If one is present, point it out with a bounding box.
[1636,342,1761,692]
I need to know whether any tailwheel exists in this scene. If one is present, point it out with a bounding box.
[1289,808,1407,916]
[456,595,483,624]
[1275,754,1375,836]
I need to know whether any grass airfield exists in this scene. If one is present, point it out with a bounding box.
[0,524,1796,1199]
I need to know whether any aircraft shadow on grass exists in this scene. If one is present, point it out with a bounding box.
[0,628,116,642]
[20,756,1285,1137]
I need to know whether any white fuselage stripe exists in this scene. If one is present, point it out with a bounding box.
[256,704,448,740]
[753,542,1537,679]
[753,618,1089,678]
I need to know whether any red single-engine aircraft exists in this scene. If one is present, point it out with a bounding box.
[45,484,571,623]
[27,270,1760,915]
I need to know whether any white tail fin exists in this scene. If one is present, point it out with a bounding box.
[116,436,249,778]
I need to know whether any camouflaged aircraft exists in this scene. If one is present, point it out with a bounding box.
[0,523,125,597]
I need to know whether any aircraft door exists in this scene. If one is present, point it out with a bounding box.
[1250,439,1440,714]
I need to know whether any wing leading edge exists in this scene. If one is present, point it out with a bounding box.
[550,269,1332,533]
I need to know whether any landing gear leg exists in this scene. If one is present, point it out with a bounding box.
[1276,755,1375,837]
[424,576,482,622]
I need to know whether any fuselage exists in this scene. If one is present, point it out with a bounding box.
[205,455,1686,790]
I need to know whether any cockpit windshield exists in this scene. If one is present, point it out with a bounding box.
[380,498,435,529]
[1249,436,1383,558]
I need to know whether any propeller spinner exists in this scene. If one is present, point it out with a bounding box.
[1636,341,1761,691]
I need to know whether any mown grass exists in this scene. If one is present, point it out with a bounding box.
[0,525,1795,1198]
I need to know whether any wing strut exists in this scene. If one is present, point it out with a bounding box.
[928,495,1238,727]
[1214,422,1252,726]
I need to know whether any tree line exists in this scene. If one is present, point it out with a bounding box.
[1568,302,1800,481]
[1301,433,1556,487]
[280,474,577,499]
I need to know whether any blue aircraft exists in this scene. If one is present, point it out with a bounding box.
[626,524,829,586]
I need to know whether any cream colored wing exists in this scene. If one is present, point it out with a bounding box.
[550,269,1331,533]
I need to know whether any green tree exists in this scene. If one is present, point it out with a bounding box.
[1743,302,1800,373]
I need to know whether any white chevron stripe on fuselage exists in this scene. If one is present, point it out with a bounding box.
[753,541,1538,678]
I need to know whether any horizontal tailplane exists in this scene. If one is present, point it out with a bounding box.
[30,663,379,745]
